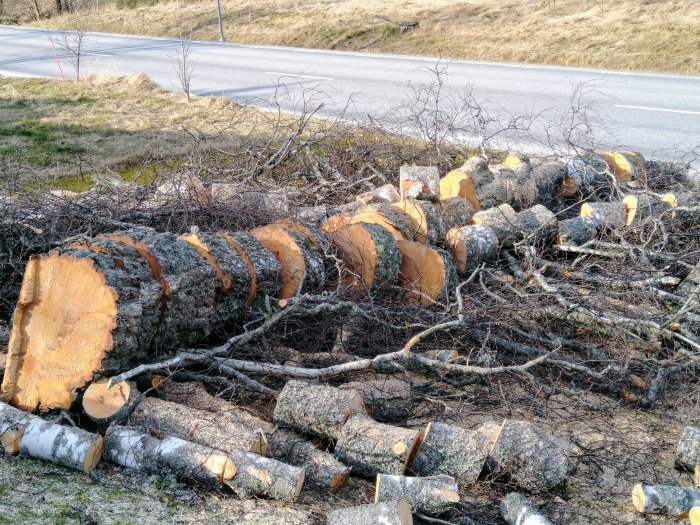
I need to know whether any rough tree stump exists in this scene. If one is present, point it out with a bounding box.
[445,224,499,274]
[441,197,477,230]
[557,217,598,247]
[82,378,142,425]
[375,474,460,515]
[500,492,554,525]
[472,204,520,247]
[334,413,424,477]
[631,483,700,517]
[393,201,447,245]
[328,500,413,525]
[397,241,458,305]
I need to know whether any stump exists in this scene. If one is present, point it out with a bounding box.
[557,217,598,247]
[500,492,554,525]
[400,165,440,200]
[0,402,32,454]
[273,380,365,441]
[631,483,700,517]
[227,448,305,502]
[328,500,413,525]
[330,222,401,291]
[445,225,498,274]
[515,204,558,244]
[375,474,459,515]
[472,204,519,247]
[251,224,326,300]
[676,426,700,470]
[82,378,142,425]
[130,397,270,455]
[334,413,424,477]
[393,201,446,245]
[488,419,571,492]
[439,169,480,210]
[104,425,236,489]
[397,241,458,305]
[349,204,419,242]
[599,151,640,182]
[412,421,488,485]
[441,197,477,230]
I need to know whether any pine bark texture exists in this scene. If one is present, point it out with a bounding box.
[412,421,488,485]
[445,224,499,274]
[227,448,305,502]
[104,425,235,489]
[631,483,700,517]
[557,217,598,247]
[441,197,477,230]
[130,397,270,455]
[273,380,365,441]
[488,419,571,492]
[500,492,554,525]
[676,426,700,470]
[375,473,460,515]
[334,413,423,477]
[0,401,32,454]
[473,204,520,247]
[515,205,558,244]
[328,500,413,525]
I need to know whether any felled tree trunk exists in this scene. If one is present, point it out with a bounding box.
[441,197,477,230]
[412,421,488,485]
[227,448,305,502]
[393,201,447,245]
[627,192,676,222]
[0,402,32,454]
[439,169,480,211]
[445,224,499,274]
[1,237,164,411]
[130,397,270,455]
[500,492,554,525]
[331,222,401,291]
[375,474,459,515]
[580,198,637,228]
[631,483,700,517]
[273,380,365,441]
[676,426,700,470]
[328,500,413,525]
[397,241,458,305]
[557,217,598,247]
[20,416,103,473]
[515,205,558,244]
[530,160,567,204]
[339,378,415,423]
[82,378,142,425]
[104,425,236,489]
[334,413,424,477]
[487,419,571,492]
[599,151,640,182]
[472,204,520,247]
[251,224,326,300]
[349,204,420,242]
[559,155,611,199]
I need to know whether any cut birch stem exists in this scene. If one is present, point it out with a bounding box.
[676,426,700,470]
[472,203,519,247]
[557,217,598,247]
[393,201,447,245]
[631,483,700,517]
[349,204,419,242]
[334,413,424,477]
[130,397,270,455]
[445,224,498,274]
[0,401,33,454]
[500,492,554,525]
[104,425,236,489]
[273,380,365,441]
[19,417,103,473]
[411,421,488,485]
[691,506,700,525]
[82,378,142,425]
[226,448,305,502]
[375,473,459,515]
[328,499,413,525]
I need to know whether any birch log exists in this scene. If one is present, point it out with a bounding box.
[631,483,700,517]
[445,224,498,274]
[0,402,32,454]
[472,204,520,247]
[226,448,305,502]
[557,217,598,247]
[676,426,700,470]
[328,500,413,525]
[500,492,555,525]
[82,378,142,425]
[375,474,460,515]
[515,205,558,244]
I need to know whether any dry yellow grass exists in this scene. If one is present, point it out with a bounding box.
[24,0,700,74]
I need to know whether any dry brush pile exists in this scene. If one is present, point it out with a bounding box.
[0,145,699,524]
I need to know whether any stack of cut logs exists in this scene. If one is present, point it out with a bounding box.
[1,148,698,524]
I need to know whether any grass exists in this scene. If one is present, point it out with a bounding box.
[20,0,700,74]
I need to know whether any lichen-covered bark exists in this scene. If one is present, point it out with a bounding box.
[580,202,626,229]
[515,204,558,244]
[676,426,700,470]
[445,224,499,274]
[412,421,488,485]
[632,483,700,517]
[273,380,365,441]
[441,197,477,230]
[375,474,459,515]
[500,492,554,525]
[226,448,305,502]
[473,204,520,247]
[557,217,598,246]
[328,500,413,525]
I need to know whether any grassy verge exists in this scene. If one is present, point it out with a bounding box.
[23,0,700,74]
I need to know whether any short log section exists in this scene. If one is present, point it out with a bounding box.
[227,448,305,502]
[393,201,446,245]
[441,197,477,230]
[397,241,458,305]
[557,217,598,247]
[580,201,630,229]
[631,483,700,517]
[515,205,558,244]
[400,165,440,200]
[472,204,519,247]
[82,378,141,425]
[375,474,460,515]
[599,151,640,182]
[328,500,413,525]
[445,225,498,274]
[0,402,32,454]
[339,378,415,423]
[500,492,554,525]
[439,169,480,210]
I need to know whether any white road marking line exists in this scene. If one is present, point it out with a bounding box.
[265,71,333,81]
[615,104,700,116]
[83,52,112,57]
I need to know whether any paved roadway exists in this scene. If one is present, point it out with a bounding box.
[1,25,698,162]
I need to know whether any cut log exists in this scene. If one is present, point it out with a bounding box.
[1,237,165,411]
[375,473,459,515]
[472,203,519,247]
[622,150,646,178]
[0,402,32,454]
[445,224,498,274]
[439,169,480,210]
[400,165,440,200]
[503,154,529,170]
[274,220,337,285]
[20,416,103,473]
[631,483,700,517]
[130,397,270,455]
[412,421,488,485]
[487,419,571,492]
[267,429,351,489]
[180,230,251,324]
[152,173,210,206]
[349,204,419,242]
[321,213,354,234]
[692,506,700,525]
[441,197,477,230]
[559,155,611,198]
[104,425,236,489]
[397,241,458,306]
[331,222,401,291]
[515,204,558,244]
[679,264,700,298]
[676,426,700,470]
[328,499,413,525]
[339,378,415,423]
[251,224,326,300]
[357,184,401,204]
[520,161,566,206]
[82,378,141,425]
[599,151,640,182]
[393,201,446,245]
[500,492,554,525]
[273,380,365,441]
[580,201,628,229]
[219,231,282,307]
[226,448,305,501]
[626,192,676,223]
[334,413,424,477]
[557,217,598,247]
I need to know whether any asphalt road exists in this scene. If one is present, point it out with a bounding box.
[1,25,698,162]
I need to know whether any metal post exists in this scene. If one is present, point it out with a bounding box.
[216,0,225,42]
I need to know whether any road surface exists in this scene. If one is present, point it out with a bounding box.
[0,25,698,162]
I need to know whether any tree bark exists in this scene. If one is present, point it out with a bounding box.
[400,165,440,200]
[631,483,700,517]
[676,426,700,470]
[393,201,447,245]
[445,224,498,274]
[515,204,558,244]
[500,492,554,525]
[328,499,413,525]
[349,204,420,242]
[226,448,305,502]
[472,204,519,247]
[339,378,415,423]
[579,202,627,229]
[375,473,459,515]
[441,197,477,230]
[557,217,598,247]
